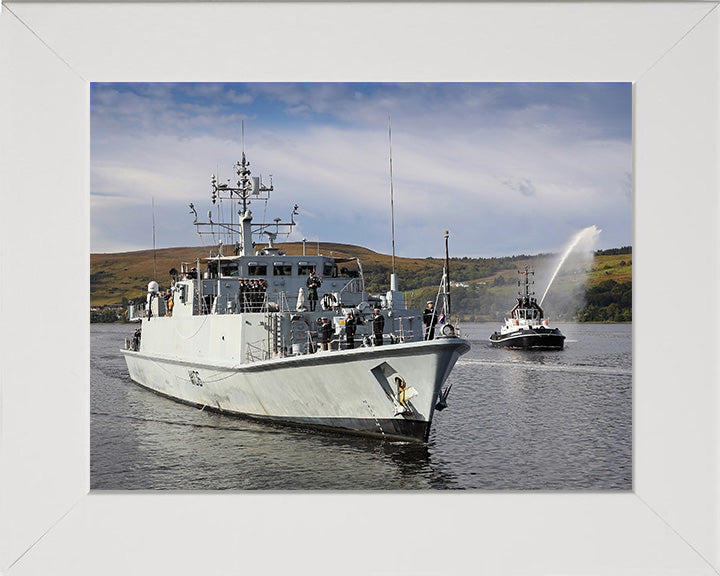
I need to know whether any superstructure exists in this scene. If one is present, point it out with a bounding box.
[121,150,469,442]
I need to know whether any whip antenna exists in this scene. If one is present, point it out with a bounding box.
[389,116,398,291]
[152,197,157,279]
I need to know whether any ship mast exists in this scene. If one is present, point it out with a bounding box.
[518,266,535,299]
[205,152,271,256]
[444,230,451,318]
[193,145,298,257]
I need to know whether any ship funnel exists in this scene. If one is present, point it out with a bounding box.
[390,273,398,292]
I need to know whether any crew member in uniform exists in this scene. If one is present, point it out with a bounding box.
[372,308,384,346]
[239,279,249,312]
[306,272,322,312]
[250,280,260,311]
[423,301,438,340]
[345,313,356,349]
[320,317,333,351]
[257,279,268,311]
[132,328,141,351]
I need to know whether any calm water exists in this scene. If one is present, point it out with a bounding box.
[91,322,632,490]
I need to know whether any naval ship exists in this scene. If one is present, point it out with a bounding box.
[121,151,470,442]
[489,266,565,349]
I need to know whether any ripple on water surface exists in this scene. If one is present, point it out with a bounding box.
[91,322,632,490]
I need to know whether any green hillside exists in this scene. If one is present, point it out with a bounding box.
[91,243,632,322]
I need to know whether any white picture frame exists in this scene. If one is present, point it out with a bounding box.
[1,2,718,574]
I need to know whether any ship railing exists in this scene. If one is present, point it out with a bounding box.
[239,291,267,313]
[305,331,317,354]
[392,313,426,342]
[124,336,142,351]
[397,312,455,341]
[277,291,291,313]
[246,340,269,363]
[246,315,427,361]
[337,277,364,297]
[309,318,424,351]
[385,328,418,344]
[305,329,358,352]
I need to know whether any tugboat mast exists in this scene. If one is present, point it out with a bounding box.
[518,266,534,299]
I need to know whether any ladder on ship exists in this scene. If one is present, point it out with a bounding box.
[266,312,284,357]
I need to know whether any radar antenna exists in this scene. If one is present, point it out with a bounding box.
[191,136,296,257]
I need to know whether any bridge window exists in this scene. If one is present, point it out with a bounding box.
[273,263,292,276]
[248,264,267,276]
[298,263,315,275]
[220,264,238,277]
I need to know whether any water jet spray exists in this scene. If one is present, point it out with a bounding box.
[540,225,601,307]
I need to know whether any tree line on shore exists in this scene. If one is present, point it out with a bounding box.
[91,278,632,324]
[90,247,632,323]
[402,279,631,323]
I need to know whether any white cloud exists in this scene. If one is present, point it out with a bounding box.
[90,83,632,257]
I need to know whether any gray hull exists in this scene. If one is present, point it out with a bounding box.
[122,337,469,442]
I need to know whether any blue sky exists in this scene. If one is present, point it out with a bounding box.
[91,82,632,258]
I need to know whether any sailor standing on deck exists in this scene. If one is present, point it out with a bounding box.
[423,301,438,340]
[372,308,384,346]
[320,317,333,351]
[237,279,246,312]
[249,280,258,312]
[132,328,141,351]
[306,272,322,311]
[345,313,356,349]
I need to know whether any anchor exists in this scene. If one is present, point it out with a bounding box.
[435,382,454,411]
[369,363,420,417]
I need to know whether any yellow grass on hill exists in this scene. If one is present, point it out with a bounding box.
[90,243,631,307]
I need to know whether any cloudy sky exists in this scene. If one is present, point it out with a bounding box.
[91,82,632,258]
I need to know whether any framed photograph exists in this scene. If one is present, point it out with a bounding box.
[89,80,632,492]
[1,2,718,574]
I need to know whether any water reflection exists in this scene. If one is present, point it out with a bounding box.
[92,322,632,490]
[94,380,457,490]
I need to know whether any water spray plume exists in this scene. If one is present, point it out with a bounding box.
[540,225,601,307]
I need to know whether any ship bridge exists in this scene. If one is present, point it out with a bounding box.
[172,252,367,316]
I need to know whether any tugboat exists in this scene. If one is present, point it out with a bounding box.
[120,148,470,442]
[489,266,565,350]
